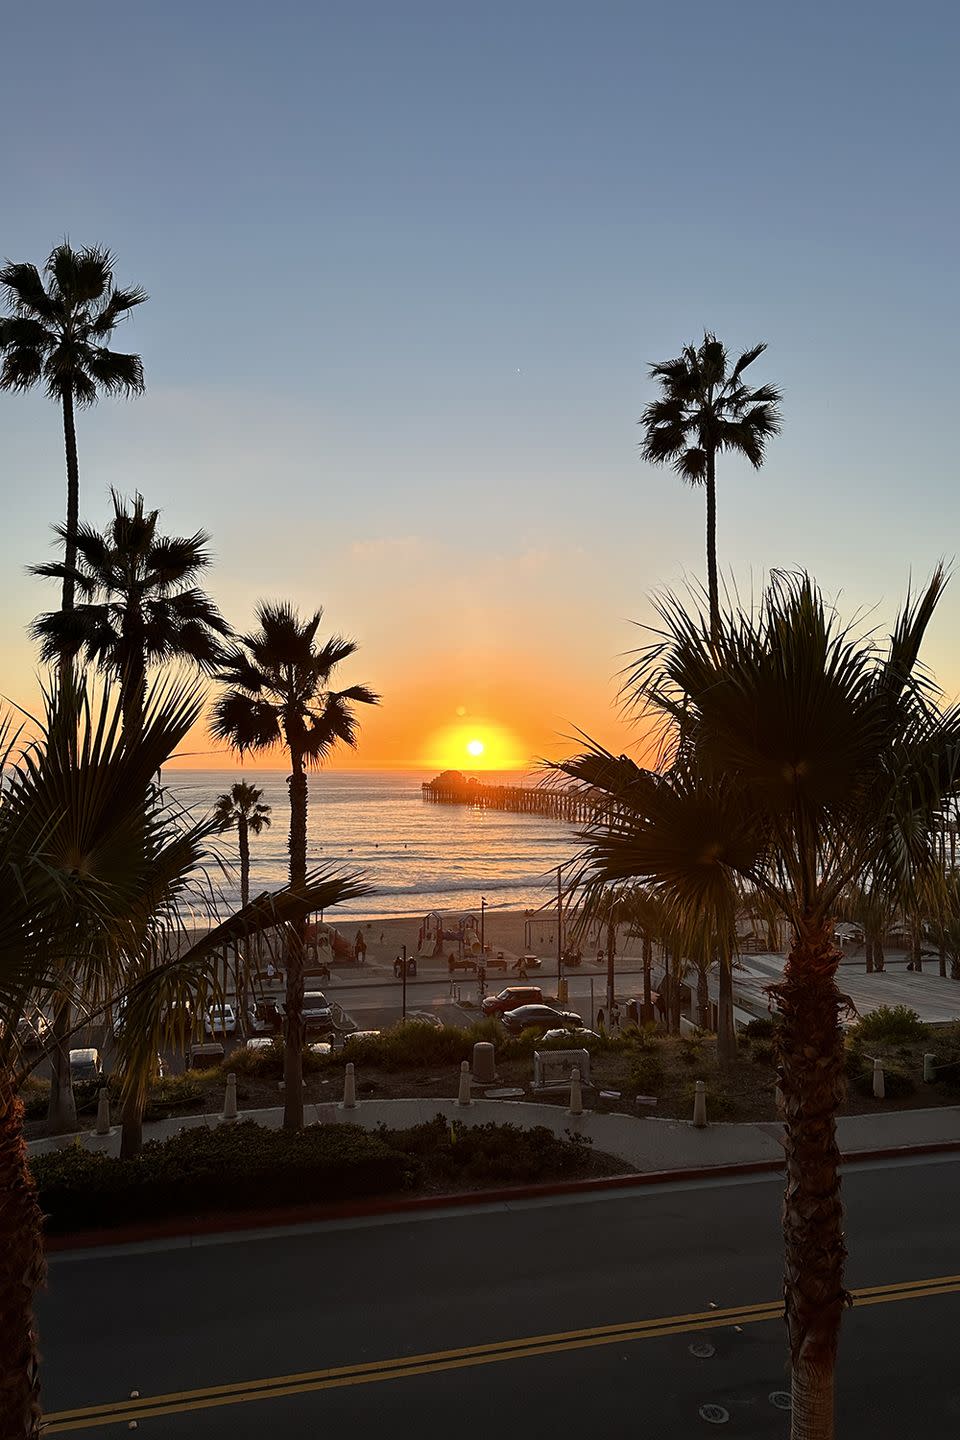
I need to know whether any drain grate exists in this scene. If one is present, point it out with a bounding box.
[699,1403,730,1424]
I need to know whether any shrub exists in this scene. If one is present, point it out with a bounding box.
[221,1042,329,1079]
[388,1116,596,1186]
[850,1006,929,1045]
[629,1053,664,1094]
[679,1081,736,1120]
[31,1120,419,1233]
[143,1074,206,1120]
[743,1018,776,1040]
[751,1042,776,1066]
[19,1078,51,1121]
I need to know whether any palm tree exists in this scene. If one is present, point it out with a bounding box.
[559,570,960,1438]
[212,602,378,1128]
[29,492,229,1133]
[639,333,782,639]
[214,782,272,908]
[30,491,230,740]
[0,678,366,1438]
[0,244,146,621]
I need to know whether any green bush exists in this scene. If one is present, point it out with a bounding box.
[143,1074,206,1120]
[221,1042,328,1079]
[743,1018,776,1040]
[19,1079,51,1121]
[850,1006,929,1045]
[629,1052,664,1094]
[751,1042,776,1066]
[387,1116,596,1186]
[851,1061,917,1101]
[31,1121,419,1233]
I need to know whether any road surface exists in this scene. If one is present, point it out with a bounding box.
[37,1152,960,1435]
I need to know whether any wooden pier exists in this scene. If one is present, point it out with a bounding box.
[421,772,602,824]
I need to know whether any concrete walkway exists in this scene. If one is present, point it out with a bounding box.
[28,1094,960,1170]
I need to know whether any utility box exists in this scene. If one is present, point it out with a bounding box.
[533,1048,591,1091]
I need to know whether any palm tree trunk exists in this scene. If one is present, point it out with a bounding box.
[239,816,250,909]
[284,750,308,1130]
[772,919,847,1440]
[605,915,616,1012]
[642,934,653,1023]
[0,1076,46,1439]
[696,965,711,1029]
[45,999,77,1135]
[864,937,874,974]
[874,938,885,972]
[60,386,79,616]
[939,942,947,979]
[717,941,737,1062]
[119,1089,143,1159]
[705,445,719,640]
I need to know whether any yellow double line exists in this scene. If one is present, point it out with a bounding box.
[44,1272,960,1433]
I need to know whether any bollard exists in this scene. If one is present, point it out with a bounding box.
[472,1041,497,1085]
[872,1058,885,1099]
[692,1079,707,1128]
[923,1053,936,1084]
[222,1071,238,1121]
[341,1062,356,1109]
[568,1066,583,1116]
[457,1059,472,1106]
[94,1088,111,1136]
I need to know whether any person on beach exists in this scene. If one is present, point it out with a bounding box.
[596,1007,605,1031]
[626,998,639,1028]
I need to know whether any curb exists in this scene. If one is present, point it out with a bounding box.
[43,1139,960,1254]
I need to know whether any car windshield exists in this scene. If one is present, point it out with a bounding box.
[304,993,328,1007]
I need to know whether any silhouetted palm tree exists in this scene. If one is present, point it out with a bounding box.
[30,491,230,739]
[640,333,782,638]
[212,603,378,1128]
[560,570,960,1438]
[214,782,272,907]
[0,244,146,619]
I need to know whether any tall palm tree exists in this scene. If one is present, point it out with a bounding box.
[0,678,366,1439]
[211,602,378,1128]
[0,244,146,620]
[640,333,782,639]
[559,570,960,1439]
[30,491,230,740]
[29,492,229,1133]
[214,781,272,908]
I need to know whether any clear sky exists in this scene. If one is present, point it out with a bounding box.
[2,1,958,770]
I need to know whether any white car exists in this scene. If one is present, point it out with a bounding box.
[205,1004,237,1036]
[244,1036,275,1051]
[69,1047,103,1082]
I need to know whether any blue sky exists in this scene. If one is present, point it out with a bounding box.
[2,1,958,766]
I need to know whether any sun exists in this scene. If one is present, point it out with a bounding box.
[466,738,485,758]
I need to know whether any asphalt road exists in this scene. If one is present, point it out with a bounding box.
[38,1153,960,1436]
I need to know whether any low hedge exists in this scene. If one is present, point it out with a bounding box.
[849,1006,929,1045]
[30,1116,606,1234]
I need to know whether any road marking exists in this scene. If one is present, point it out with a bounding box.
[43,1272,960,1432]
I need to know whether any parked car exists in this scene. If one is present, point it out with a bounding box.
[244,1036,276,1051]
[341,1029,381,1046]
[15,1011,50,1052]
[486,951,508,972]
[69,1047,102,1082]
[204,1003,237,1036]
[189,1042,225,1070]
[302,991,334,1031]
[499,1004,584,1036]
[401,1011,443,1029]
[482,986,545,1017]
[248,998,283,1034]
[308,1041,333,1057]
[540,1027,599,1043]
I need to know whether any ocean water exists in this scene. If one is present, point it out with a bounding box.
[165,769,580,921]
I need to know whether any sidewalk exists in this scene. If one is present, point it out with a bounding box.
[28,1094,960,1170]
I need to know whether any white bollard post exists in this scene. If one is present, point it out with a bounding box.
[923,1053,936,1084]
[872,1058,885,1099]
[94,1088,111,1136]
[222,1072,238,1121]
[457,1059,472,1106]
[692,1079,707,1128]
[568,1066,583,1116]
[341,1062,356,1109]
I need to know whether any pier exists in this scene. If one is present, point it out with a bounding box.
[421,771,602,824]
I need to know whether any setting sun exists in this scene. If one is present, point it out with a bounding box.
[466,738,485,757]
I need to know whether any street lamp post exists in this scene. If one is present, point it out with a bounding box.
[557,866,564,1000]
[480,897,486,956]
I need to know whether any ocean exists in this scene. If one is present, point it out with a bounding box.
[165,769,580,922]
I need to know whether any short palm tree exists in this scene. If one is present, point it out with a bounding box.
[559,570,960,1438]
[0,245,146,620]
[214,782,272,907]
[0,678,366,1439]
[212,602,378,1128]
[640,333,782,639]
[30,491,230,739]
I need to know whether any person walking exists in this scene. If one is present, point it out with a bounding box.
[627,999,639,1028]
[610,1001,621,1033]
[596,1007,605,1031]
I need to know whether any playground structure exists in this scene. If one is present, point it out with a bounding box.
[417,910,483,959]
[305,919,355,965]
